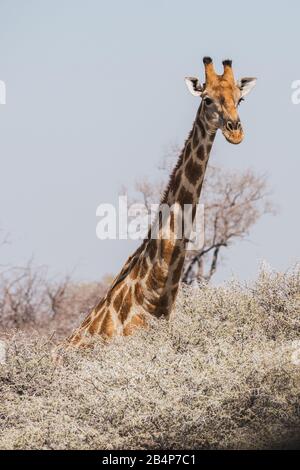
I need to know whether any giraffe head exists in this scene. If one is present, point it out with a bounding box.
[185,57,256,144]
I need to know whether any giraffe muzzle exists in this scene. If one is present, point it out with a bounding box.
[222,120,244,144]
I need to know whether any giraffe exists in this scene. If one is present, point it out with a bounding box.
[64,57,256,348]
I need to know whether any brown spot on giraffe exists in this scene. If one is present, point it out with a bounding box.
[172,258,185,284]
[160,292,170,307]
[169,211,175,233]
[192,204,198,220]
[134,282,144,305]
[88,318,99,336]
[178,187,194,207]
[99,311,115,338]
[139,257,148,279]
[170,245,181,266]
[119,287,133,323]
[113,285,127,312]
[197,144,206,161]
[185,157,202,185]
[147,240,157,261]
[130,261,140,280]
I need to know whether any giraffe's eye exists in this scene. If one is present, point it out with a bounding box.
[238,97,244,106]
[204,97,213,106]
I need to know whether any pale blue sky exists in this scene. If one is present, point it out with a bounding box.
[0,0,299,283]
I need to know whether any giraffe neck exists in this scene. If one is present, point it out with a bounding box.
[147,103,217,261]
[133,104,217,317]
[163,103,216,209]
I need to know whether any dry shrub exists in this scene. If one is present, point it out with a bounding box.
[0,266,300,450]
[0,263,107,338]
[0,265,47,329]
[46,281,107,338]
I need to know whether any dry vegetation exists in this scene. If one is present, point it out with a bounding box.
[0,262,107,338]
[0,266,300,450]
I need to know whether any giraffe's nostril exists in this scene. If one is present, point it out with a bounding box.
[226,121,234,132]
[226,120,241,132]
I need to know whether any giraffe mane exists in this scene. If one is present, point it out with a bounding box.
[160,128,194,204]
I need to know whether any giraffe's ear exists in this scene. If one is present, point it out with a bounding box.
[237,77,257,98]
[185,77,203,97]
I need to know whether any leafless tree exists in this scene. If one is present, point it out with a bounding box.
[0,261,48,328]
[0,256,109,337]
[45,275,71,318]
[182,166,275,284]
